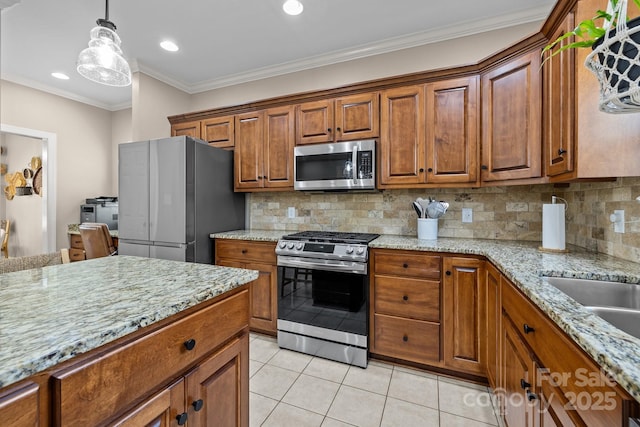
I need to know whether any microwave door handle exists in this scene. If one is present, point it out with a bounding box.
[352,146,358,184]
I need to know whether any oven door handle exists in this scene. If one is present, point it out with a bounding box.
[277,255,367,275]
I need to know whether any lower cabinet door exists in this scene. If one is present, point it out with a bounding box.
[0,382,40,427]
[536,366,585,427]
[185,334,249,427]
[111,379,185,427]
[502,315,535,427]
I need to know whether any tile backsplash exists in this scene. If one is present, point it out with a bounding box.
[249,177,640,263]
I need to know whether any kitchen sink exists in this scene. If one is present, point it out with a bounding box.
[544,277,640,338]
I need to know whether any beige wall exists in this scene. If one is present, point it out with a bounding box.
[0,80,113,250]
[190,22,541,111]
[111,108,132,194]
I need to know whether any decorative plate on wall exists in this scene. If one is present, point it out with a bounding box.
[32,167,42,196]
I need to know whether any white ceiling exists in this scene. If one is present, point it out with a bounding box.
[1,0,556,111]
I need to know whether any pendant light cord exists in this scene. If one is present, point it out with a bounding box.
[105,0,109,21]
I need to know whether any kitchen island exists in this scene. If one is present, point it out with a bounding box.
[0,255,258,426]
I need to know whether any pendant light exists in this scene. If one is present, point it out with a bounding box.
[283,0,303,16]
[77,0,132,87]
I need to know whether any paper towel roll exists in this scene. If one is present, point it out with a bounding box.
[542,203,565,251]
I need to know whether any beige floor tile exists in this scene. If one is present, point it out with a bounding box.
[438,381,498,426]
[250,337,280,363]
[303,357,350,383]
[268,349,313,373]
[249,392,278,427]
[283,374,340,415]
[327,385,386,427]
[321,418,357,427]
[387,369,439,409]
[437,375,488,392]
[343,363,392,395]
[380,397,440,427]
[250,364,300,400]
[440,411,500,427]
[393,365,438,380]
[262,402,324,427]
[250,360,264,378]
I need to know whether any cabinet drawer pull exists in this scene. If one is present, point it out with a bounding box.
[520,379,531,389]
[176,412,188,425]
[527,391,537,402]
[558,148,567,155]
[184,339,197,351]
[402,263,408,268]
[523,324,535,334]
[192,399,204,412]
[402,335,408,342]
[241,249,247,254]
[402,295,408,301]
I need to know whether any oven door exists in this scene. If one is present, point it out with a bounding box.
[277,256,368,338]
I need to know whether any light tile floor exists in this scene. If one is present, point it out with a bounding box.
[249,333,502,427]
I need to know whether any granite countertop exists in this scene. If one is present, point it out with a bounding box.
[0,256,258,389]
[211,229,640,402]
[68,223,118,238]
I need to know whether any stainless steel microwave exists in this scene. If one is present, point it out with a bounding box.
[294,140,376,191]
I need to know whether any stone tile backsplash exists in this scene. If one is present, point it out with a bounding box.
[249,177,640,263]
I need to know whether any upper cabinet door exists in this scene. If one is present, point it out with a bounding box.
[264,106,295,189]
[171,120,201,139]
[235,111,265,189]
[426,77,479,184]
[335,92,379,142]
[481,50,542,182]
[202,116,235,149]
[296,100,334,145]
[379,85,426,186]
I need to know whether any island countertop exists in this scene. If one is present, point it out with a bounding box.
[0,256,258,389]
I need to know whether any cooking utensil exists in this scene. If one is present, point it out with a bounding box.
[426,201,449,219]
[416,198,430,218]
[412,201,423,218]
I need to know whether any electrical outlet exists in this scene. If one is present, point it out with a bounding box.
[462,208,473,223]
[287,207,296,218]
[610,209,625,233]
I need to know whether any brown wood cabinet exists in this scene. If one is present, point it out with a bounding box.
[0,381,40,427]
[484,262,502,391]
[215,239,278,335]
[296,93,379,145]
[370,249,441,365]
[201,115,235,149]
[110,379,185,427]
[442,257,485,375]
[171,120,201,139]
[379,77,479,188]
[500,276,636,426]
[481,49,543,183]
[234,106,294,191]
[542,0,640,181]
[68,232,118,262]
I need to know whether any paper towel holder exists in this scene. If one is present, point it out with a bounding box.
[539,195,569,253]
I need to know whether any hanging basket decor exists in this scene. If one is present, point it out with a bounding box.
[585,0,640,113]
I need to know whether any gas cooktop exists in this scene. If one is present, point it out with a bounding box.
[281,231,380,245]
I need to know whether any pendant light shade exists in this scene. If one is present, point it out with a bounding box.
[77,0,131,87]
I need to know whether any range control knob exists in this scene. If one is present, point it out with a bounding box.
[346,246,354,254]
[278,241,286,249]
[356,247,365,255]
[295,243,303,250]
[287,242,294,249]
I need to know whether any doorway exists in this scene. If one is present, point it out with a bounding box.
[0,124,56,256]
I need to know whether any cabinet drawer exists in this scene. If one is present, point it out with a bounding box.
[0,381,40,427]
[68,248,85,262]
[215,240,276,264]
[52,289,249,427]
[373,250,441,279]
[374,276,440,322]
[69,234,83,249]
[373,313,440,364]
[502,281,631,427]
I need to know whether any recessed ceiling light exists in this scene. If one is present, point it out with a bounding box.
[283,0,303,16]
[51,72,70,80]
[160,40,179,52]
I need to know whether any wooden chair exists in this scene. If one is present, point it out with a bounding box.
[79,223,117,259]
[0,219,9,258]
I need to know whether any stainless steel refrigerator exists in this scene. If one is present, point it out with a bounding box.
[118,135,245,263]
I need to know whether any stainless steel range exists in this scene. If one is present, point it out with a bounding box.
[276,231,379,368]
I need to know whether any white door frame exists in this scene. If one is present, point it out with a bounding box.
[0,124,57,253]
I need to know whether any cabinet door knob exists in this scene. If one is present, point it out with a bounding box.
[520,379,531,389]
[427,168,433,173]
[445,271,451,276]
[402,335,408,342]
[558,149,567,155]
[523,324,535,334]
[403,295,409,301]
[336,127,341,132]
[419,168,425,173]
[184,339,197,351]
[176,412,188,425]
[192,399,204,412]
[328,128,332,133]
[481,165,488,170]
[403,263,409,268]
[241,249,247,254]
[527,391,537,402]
